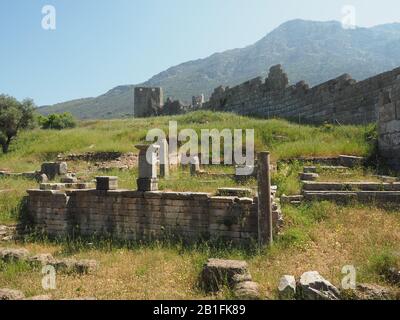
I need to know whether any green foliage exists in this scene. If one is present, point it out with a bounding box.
[367,249,399,277]
[39,112,77,130]
[0,94,36,154]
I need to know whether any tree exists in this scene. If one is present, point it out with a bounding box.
[0,95,35,154]
[39,112,77,130]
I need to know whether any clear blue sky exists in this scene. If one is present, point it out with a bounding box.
[1,0,399,106]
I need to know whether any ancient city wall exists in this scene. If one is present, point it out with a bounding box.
[204,65,400,125]
[378,78,400,169]
[26,189,266,243]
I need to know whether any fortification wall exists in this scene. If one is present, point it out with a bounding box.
[204,65,400,125]
[26,189,268,243]
[378,78,400,169]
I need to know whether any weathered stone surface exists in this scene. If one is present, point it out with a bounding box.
[0,288,25,300]
[232,273,253,284]
[39,174,48,183]
[299,172,319,181]
[203,64,400,127]
[61,174,78,183]
[200,259,249,292]
[298,271,340,300]
[74,259,99,274]
[217,188,252,198]
[233,281,261,300]
[0,248,29,262]
[28,254,57,267]
[96,176,118,191]
[353,283,392,300]
[52,258,99,274]
[278,275,296,300]
[134,87,163,118]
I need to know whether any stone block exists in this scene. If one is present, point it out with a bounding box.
[96,176,118,191]
[0,288,25,300]
[299,172,319,181]
[298,271,340,300]
[278,275,296,300]
[200,259,249,292]
[137,178,158,192]
[217,188,253,197]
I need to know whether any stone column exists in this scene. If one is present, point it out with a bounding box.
[136,144,159,191]
[257,152,273,246]
[190,156,201,176]
[158,139,170,178]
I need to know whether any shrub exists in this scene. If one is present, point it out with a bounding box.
[40,113,77,130]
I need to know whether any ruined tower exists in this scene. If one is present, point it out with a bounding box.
[134,87,164,118]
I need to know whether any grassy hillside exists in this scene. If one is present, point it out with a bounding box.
[3,112,399,300]
[0,111,374,172]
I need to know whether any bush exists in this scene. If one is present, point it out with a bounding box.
[39,113,77,130]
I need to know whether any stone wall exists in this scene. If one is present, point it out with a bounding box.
[26,189,272,244]
[204,64,400,125]
[378,78,400,169]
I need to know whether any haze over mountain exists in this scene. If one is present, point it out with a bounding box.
[39,19,400,119]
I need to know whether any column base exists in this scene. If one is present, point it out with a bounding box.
[137,178,159,192]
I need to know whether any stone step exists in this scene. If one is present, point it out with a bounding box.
[303,181,400,192]
[303,190,400,204]
[281,195,304,204]
[299,173,319,181]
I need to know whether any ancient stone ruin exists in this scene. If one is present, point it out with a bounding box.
[134,87,164,118]
[378,77,400,169]
[24,145,280,244]
[204,64,400,125]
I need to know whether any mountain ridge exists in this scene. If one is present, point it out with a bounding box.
[39,19,400,119]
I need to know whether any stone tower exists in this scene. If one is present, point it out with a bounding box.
[134,87,164,118]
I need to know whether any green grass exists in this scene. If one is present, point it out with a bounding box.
[1,111,399,299]
[0,178,36,224]
[0,111,375,171]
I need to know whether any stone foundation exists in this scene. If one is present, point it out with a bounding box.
[25,189,279,244]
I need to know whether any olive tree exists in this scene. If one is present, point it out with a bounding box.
[0,94,35,154]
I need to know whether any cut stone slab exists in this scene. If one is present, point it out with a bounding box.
[303,166,317,173]
[200,259,249,292]
[339,155,364,168]
[298,271,341,300]
[281,195,304,204]
[0,288,25,300]
[217,188,253,198]
[232,273,253,285]
[278,275,296,300]
[0,248,30,262]
[74,259,99,274]
[299,173,319,181]
[61,174,78,183]
[28,254,57,267]
[233,281,261,300]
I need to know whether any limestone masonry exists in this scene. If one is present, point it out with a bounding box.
[378,77,400,169]
[204,64,400,125]
[26,189,280,243]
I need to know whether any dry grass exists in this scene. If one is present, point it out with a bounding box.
[1,203,399,300]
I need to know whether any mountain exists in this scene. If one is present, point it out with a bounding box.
[39,19,400,119]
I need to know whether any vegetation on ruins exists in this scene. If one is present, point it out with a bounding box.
[1,111,399,299]
[0,95,35,154]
